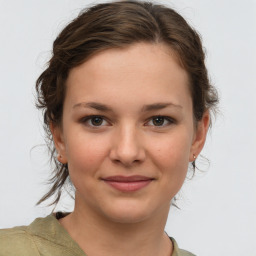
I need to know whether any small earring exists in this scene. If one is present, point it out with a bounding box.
[192,154,196,171]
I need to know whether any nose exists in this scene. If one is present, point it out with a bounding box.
[109,125,146,167]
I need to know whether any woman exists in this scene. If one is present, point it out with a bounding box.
[0,1,218,255]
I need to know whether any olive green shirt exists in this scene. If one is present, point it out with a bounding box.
[0,214,195,256]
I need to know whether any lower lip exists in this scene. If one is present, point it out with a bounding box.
[103,180,152,192]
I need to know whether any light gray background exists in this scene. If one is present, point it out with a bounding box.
[0,0,255,255]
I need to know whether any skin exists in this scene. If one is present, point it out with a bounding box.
[52,42,209,256]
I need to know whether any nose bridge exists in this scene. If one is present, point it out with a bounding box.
[110,122,145,166]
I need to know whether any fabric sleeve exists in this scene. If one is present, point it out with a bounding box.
[0,228,40,256]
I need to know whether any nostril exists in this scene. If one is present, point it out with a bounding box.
[112,158,139,166]
[110,152,144,167]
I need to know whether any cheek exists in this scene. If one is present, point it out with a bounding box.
[65,133,110,176]
[149,131,192,175]
[66,135,110,195]
[149,134,191,199]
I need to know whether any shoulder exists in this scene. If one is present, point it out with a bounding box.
[170,237,196,256]
[0,225,39,256]
[0,214,85,256]
[178,249,196,256]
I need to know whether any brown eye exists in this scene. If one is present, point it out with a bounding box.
[152,116,165,126]
[146,116,174,127]
[91,116,104,126]
[81,115,109,127]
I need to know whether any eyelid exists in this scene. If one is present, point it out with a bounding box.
[80,115,111,127]
[145,116,176,127]
[79,115,176,128]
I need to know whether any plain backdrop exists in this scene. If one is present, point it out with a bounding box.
[0,0,255,255]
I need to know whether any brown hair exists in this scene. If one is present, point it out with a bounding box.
[36,0,218,206]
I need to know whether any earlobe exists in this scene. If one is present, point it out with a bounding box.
[189,111,210,162]
[50,122,68,164]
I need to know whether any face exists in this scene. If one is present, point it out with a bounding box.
[53,43,209,223]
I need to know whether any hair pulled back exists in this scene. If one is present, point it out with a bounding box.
[36,0,218,206]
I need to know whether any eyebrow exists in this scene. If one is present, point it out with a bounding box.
[73,102,112,111]
[141,102,182,112]
[72,102,182,112]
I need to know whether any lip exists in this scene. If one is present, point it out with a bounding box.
[101,175,154,192]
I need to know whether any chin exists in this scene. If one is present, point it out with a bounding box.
[105,209,150,224]
[100,199,159,224]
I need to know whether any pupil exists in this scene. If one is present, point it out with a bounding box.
[92,117,103,126]
[153,117,164,126]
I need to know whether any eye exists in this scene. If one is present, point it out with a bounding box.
[81,115,109,127]
[146,116,175,127]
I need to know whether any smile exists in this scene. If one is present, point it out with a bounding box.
[101,175,154,192]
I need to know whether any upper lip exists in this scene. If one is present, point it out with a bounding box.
[101,175,154,182]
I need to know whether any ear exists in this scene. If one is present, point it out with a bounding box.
[50,122,68,164]
[189,110,210,162]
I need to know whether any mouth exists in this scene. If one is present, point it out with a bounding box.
[101,175,155,192]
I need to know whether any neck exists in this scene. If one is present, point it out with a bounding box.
[59,196,173,256]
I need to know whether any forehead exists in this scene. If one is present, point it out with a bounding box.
[65,43,191,113]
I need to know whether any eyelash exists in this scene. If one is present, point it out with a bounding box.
[80,115,110,128]
[80,115,176,128]
[145,116,175,127]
